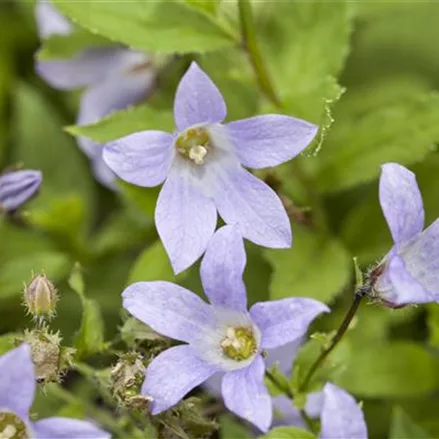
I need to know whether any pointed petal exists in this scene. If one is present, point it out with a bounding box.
[320,383,368,439]
[155,165,217,273]
[226,115,317,169]
[143,345,218,414]
[250,298,329,349]
[214,166,291,248]
[379,163,424,245]
[91,150,118,190]
[0,170,42,212]
[0,344,35,416]
[174,62,227,131]
[35,1,73,39]
[123,281,215,344]
[397,218,439,301]
[33,418,110,439]
[384,255,433,306]
[200,225,247,310]
[221,356,272,432]
[103,131,174,187]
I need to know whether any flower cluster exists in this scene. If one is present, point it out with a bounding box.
[35,0,155,189]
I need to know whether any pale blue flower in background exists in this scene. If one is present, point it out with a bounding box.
[34,1,155,189]
[104,62,318,273]
[122,225,328,432]
[0,344,110,438]
[0,170,42,212]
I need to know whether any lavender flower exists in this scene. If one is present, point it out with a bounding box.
[35,1,155,189]
[371,163,439,307]
[0,170,42,213]
[0,344,110,439]
[103,62,318,273]
[319,383,367,439]
[122,225,328,432]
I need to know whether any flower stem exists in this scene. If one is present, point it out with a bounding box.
[299,288,367,393]
[265,369,294,399]
[238,0,282,109]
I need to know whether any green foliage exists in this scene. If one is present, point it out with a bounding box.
[220,416,252,439]
[389,406,429,439]
[69,265,106,359]
[265,225,351,303]
[260,427,316,439]
[52,0,236,54]
[336,342,439,398]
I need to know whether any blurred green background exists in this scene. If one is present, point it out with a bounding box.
[2,1,439,438]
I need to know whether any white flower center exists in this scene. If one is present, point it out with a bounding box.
[0,411,29,439]
[220,326,257,361]
[176,127,212,165]
[0,425,17,439]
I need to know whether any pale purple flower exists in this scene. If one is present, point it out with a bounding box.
[319,383,367,439]
[104,62,318,273]
[0,344,110,439]
[372,163,439,307]
[35,1,155,189]
[0,170,42,212]
[122,225,328,432]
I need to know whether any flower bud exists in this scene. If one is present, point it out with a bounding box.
[24,274,58,321]
[111,352,151,410]
[0,169,42,213]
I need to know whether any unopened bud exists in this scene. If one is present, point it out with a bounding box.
[24,274,58,322]
[111,352,151,410]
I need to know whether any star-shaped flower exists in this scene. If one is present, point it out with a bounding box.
[0,170,42,213]
[103,62,318,273]
[122,225,328,432]
[372,162,439,307]
[34,1,155,189]
[0,344,110,439]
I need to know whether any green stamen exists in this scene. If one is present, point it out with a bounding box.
[221,326,257,361]
[176,127,211,165]
[0,412,30,439]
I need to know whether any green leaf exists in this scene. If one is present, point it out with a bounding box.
[220,415,252,439]
[69,265,106,359]
[389,406,429,439]
[13,83,95,222]
[185,0,221,16]
[336,342,439,398]
[0,333,19,356]
[37,29,113,60]
[52,0,235,54]
[66,105,174,143]
[427,304,439,348]
[313,88,439,194]
[260,427,316,439]
[129,240,184,284]
[265,225,351,303]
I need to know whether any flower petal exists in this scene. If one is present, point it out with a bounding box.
[214,166,291,248]
[379,163,424,245]
[33,418,110,439]
[0,344,35,416]
[250,298,329,349]
[103,131,174,188]
[200,225,247,310]
[122,281,215,343]
[35,1,73,39]
[143,345,218,415]
[155,165,217,273]
[221,356,272,432]
[173,62,227,131]
[226,115,317,169]
[0,170,42,212]
[320,383,368,439]
[385,255,433,306]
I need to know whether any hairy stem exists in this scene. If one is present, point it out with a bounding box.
[299,289,366,393]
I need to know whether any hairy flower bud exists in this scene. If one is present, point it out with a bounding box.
[111,353,151,410]
[24,274,58,322]
[0,169,42,213]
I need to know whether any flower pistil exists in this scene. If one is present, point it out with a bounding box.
[221,326,257,361]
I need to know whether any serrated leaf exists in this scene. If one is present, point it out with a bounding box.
[265,225,351,303]
[389,406,429,439]
[313,90,439,194]
[260,427,316,439]
[336,342,439,398]
[66,105,174,143]
[53,0,235,54]
[37,29,113,60]
[69,265,106,359]
[129,240,183,284]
